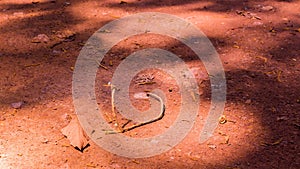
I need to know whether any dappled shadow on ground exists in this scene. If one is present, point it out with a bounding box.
[0,0,299,168]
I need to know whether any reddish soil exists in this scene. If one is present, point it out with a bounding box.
[0,0,299,169]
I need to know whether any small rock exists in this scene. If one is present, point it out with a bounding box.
[261,5,274,11]
[208,144,217,149]
[110,163,120,168]
[282,18,289,21]
[190,67,209,81]
[13,12,24,16]
[11,101,24,109]
[52,49,61,55]
[62,113,72,122]
[32,34,50,43]
[245,99,252,104]
[253,21,263,26]
[41,138,49,144]
[134,92,148,99]
[0,116,5,121]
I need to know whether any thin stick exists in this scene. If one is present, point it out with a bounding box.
[107,88,165,134]
[121,92,165,133]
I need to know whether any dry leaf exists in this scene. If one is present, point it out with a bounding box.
[61,118,89,150]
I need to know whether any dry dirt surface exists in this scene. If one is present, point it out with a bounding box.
[0,0,300,169]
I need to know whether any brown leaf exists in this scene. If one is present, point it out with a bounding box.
[61,118,89,150]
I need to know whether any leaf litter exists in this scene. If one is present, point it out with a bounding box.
[61,117,89,151]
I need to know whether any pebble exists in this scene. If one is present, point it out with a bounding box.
[11,101,24,109]
[261,5,274,11]
[13,12,24,16]
[253,21,263,26]
[245,99,252,104]
[52,49,61,55]
[134,92,148,99]
[32,34,50,43]
[208,144,217,149]
[0,116,5,121]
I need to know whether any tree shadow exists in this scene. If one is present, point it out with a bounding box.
[0,0,299,168]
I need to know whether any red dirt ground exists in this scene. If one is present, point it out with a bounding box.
[0,0,299,168]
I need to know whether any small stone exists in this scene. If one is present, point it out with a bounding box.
[0,116,5,121]
[52,49,61,55]
[208,144,217,149]
[62,113,72,122]
[253,21,263,26]
[41,138,49,144]
[261,5,274,11]
[245,99,252,104]
[13,12,24,16]
[32,34,50,43]
[133,92,148,99]
[11,101,24,109]
[190,67,209,80]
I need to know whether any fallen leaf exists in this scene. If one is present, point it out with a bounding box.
[61,118,89,151]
